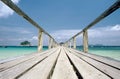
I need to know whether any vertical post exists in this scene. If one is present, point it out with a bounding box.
[51,39,53,48]
[66,42,69,47]
[69,41,72,48]
[52,41,55,48]
[83,30,88,53]
[68,41,70,48]
[38,30,43,52]
[73,37,76,49]
[49,37,52,49]
[54,42,56,47]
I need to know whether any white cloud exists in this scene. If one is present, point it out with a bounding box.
[0,24,120,46]
[0,0,20,18]
[110,24,120,31]
[0,26,32,34]
[50,24,120,45]
[31,36,38,40]
[8,38,27,41]
[88,24,120,38]
[20,30,32,34]
[51,29,81,40]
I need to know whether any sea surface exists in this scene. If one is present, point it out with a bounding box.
[76,46,120,61]
[0,46,48,60]
[0,46,120,61]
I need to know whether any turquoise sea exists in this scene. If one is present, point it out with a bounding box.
[0,46,48,60]
[76,46,120,61]
[0,46,120,61]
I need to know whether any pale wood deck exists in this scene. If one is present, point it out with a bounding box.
[0,46,120,79]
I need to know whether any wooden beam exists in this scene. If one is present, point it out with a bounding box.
[38,30,43,52]
[83,30,88,53]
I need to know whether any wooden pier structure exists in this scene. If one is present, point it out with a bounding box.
[0,0,120,79]
[0,47,120,79]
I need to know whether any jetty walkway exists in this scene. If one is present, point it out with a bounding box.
[0,47,120,79]
[0,0,120,79]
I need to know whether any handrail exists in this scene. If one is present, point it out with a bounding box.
[1,0,120,52]
[1,0,58,44]
[65,0,120,43]
[1,0,59,52]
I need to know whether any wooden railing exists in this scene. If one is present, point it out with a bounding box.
[1,0,59,52]
[1,0,120,53]
[64,0,120,53]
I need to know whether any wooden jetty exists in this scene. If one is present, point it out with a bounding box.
[0,0,120,79]
[0,47,120,79]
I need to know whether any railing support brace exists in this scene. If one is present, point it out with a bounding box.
[38,30,43,52]
[83,30,88,53]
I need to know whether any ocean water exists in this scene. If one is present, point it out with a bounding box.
[0,46,48,60]
[0,46,120,61]
[76,46,120,61]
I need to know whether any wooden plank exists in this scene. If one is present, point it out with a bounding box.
[0,53,39,71]
[69,48,120,69]
[51,47,78,79]
[18,48,60,79]
[67,48,120,79]
[0,47,57,71]
[64,48,110,79]
[0,48,58,79]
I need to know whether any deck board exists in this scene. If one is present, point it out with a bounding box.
[51,48,78,79]
[0,48,58,79]
[18,48,60,79]
[68,48,120,69]
[67,48,120,79]
[0,47,57,72]
[64,48,110,79]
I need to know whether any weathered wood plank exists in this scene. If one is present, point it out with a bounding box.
[64,48,110,79]
[51,47,78,79]
[18,48,60,79]
[0,48,58,79]
[0,47,57,71]
[67,48,120,79]
[69,48,120,69]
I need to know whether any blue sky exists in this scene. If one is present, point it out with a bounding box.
[0,0,120,46]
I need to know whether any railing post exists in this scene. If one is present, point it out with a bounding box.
[68,42,69,48]
[66,42,69,47]
[54,42,56,47]
[53,41,57,48]
[83,30,88,53]
[69,41,72,48]
[38,30,43,52]
[52,41,55,48]
[48,37,52,49]
[73,37,76,49]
